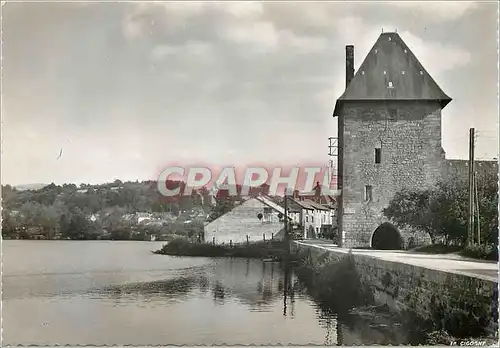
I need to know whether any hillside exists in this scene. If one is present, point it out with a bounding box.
[1,180,271,241]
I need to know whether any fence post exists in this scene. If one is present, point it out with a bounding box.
[263,233,266,241]
[272,233,274,240]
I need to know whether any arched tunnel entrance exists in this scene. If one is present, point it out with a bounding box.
[371,223,403,250]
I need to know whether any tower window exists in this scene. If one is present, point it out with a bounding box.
[364,185,373,202]
[375,148,381,164]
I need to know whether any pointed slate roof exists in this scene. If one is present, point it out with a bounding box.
[333,32,451,116]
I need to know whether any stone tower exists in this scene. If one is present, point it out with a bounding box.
[333,32,452,249]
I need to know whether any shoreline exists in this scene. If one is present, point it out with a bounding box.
[153,238,291,261]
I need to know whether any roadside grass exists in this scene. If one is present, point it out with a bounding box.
[411,243,498,261]
[411,244,463,254]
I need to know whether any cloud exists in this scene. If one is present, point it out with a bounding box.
[124,2,329,55]
[150,41,214,61]
[217,19,328,54]
[331,17,471,77]
[123,1,265,42]
[150,44,176,60]
[161,1,207,16]
[122,2,207,40]
[3,1,496,185]
[400,31,471,76]
[391,1,478,21]
[281,31,328,53]
[221,20,279,50]
[122,14,145,40]
[216,1,264,19]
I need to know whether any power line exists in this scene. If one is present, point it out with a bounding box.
[475,135,498,140]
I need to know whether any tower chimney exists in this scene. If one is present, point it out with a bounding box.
[346,45,354,88]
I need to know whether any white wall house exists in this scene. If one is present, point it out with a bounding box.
[204,195,288,245]
[288,198,336,239]
[136,212,153,224]
[305,200,335,237]
[287,199,315,238]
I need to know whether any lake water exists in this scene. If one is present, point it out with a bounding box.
[2,240,415,345]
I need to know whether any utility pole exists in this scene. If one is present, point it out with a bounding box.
[475,171,481,245]
[328,137,339,244]
[467,128,475,246]
[284,192,289,246]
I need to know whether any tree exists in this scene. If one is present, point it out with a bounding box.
[384,172,498,247]
[38,205,60,239]
[2,209,20,237]
[2,178,213,240]
[110,225,132,240]
[2,184,17,206]
[207,197,235,222]
[102,207,127,231]
[61,208,90,239]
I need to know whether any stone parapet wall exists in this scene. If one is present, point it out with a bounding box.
[443,159,498,182]
[291,242,498,336]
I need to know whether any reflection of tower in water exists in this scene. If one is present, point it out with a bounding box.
[319,313,342,346]
[336,318,343,346]
[282,264,295,317]
[324,316,334,346]
[283,265,288,317]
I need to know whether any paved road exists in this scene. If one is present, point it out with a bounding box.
[296,240,498,282]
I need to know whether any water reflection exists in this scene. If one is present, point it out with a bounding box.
[83,259,290,312]
[282,261,296,318]
[3,240,427,345]
[212,281,226,305]
[88,275,204,304]
[82,258,420,345]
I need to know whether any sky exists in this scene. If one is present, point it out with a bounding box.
[2,1,499,186]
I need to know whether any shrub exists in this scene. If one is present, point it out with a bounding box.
[156,238,289,259]
[295,252,373,315]
[158,238,226,257]
[425,330,454,345]
[459,243,498,261]
[412,243,462,254]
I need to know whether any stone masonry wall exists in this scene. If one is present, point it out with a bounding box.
[443,159,498,183]
[339,101,444,248]
[292,242,498,337]
[204,198,284,245]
